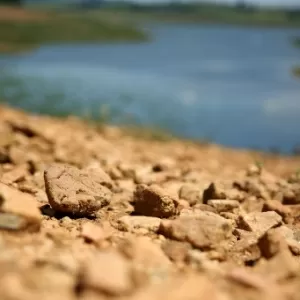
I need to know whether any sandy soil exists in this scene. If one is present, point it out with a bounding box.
[1,104,300,300]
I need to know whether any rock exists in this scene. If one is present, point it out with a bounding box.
[129,274,224,300]
[246,163,262,177]
[203,183,226,203]
[152,157,176,172]
[84,163,114,190]
[0,164,29,185]
[0,182,41,231]
[117,216,161,233]
[133,184,178,218]
[238,212,282,237]
[282,186,300,204]
[230,232,261,264]
[262,200,292,224]
[119,236,172,284]
[226,268,274,291]
[179,206,217,218]
[203,182,243,204]
[187,250,224,275]
[80,221,112,244]
[207,199,240,213]
[258,229,287,259]
[178,183,203,206]
[44,164,112,217]
[79,250,134,296]
[159,212,233,250]
[255,247,300,282]
[161,240,192,263]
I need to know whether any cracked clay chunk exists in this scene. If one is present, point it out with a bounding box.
[133,184,178,218]
[0,182,41,231]
[159,211,233,249]
[44,164,112,217]
[238,211,282,237]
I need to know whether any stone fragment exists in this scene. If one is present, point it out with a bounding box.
[238,211,282,237]
[119,236,172,284]
[255,247,300,282]
[230,232,261,264]
[152,157,176,172]
[133,184,177,218]
[179,183,203,206]
[159,211,232,250]
[207,199,239,213]
[203,183,226,203]
[117,215,161,233]
[79,250,134,296]
[84,163,114,189]
[258,229,287,259]
[0,164,28,185]
[0,182,41,231]
[44,164,112,217]
[130,274,224,300]
[203,182,243,204]
[262,200,292,223]
[80,221,112,244]
[226,268,274,291]
[161,240,192,263]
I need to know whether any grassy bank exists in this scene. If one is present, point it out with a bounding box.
[85,4,300,28]
[0,6,147,54]
[293,38,300,78]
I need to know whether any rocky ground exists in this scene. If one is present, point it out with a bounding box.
[1,105,300,300]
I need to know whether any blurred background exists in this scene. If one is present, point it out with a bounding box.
[0,0,299,153]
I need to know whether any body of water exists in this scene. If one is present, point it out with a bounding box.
[0,24,300,153]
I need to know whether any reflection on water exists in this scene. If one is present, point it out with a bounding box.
[0,24,300,153]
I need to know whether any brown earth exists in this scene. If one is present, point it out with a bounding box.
[1,104,300,300]
[0,5,48,22]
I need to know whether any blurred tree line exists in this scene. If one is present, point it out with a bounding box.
[0,0,21,4]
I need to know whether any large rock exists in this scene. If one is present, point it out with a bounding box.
[44,164,112,217]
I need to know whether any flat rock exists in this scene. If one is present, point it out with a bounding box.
[79,250,134,296]
[159,211,233,249]
[238,211,282,237]
[119,236,172,284]
[207,199,240,212]
[262,200,292,223]
[80,221,112,244]
[44,164,112,217]
[0,182,41,231]
[117,215,161,233]
[133,184,178,218]
[0,164,29,185]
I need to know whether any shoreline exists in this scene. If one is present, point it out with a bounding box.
[1,104,300,300]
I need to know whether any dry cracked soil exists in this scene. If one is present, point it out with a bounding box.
[1,105,300,300]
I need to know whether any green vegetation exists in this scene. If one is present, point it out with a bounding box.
[292,66,300,78]
[0,7,147,54]
[293,37,300,78]
[84,3,300,28]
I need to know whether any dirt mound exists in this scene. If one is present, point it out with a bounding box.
[1,104,300,300]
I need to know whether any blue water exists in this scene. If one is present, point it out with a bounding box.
[0,23,300,153]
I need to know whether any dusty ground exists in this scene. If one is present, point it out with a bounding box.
[1,104,300,300]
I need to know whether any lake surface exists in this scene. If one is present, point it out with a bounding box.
[0,23,300,153]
